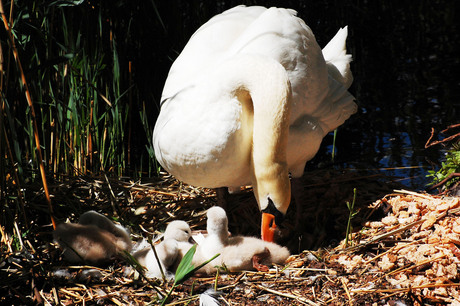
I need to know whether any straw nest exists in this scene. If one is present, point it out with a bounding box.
[1,169,459,305]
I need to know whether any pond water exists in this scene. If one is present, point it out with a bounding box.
[295,1,460,191]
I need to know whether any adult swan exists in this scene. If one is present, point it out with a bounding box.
[153,6,357,242]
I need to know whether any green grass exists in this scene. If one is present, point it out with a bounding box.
[344,188,358,248]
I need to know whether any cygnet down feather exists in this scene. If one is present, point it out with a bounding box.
[133,220,196,279]
[79,210,132,252]
[53,223,130,264]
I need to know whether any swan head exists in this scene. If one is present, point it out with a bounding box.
[253,164,291,242]
[261,198,286,242]
[164,220,196,244]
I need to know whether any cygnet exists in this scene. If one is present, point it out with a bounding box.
[133,220,196,279]
[79,210,132,252]
[53,211,132,264]
[195,206,290,274]
[54,223,128,264]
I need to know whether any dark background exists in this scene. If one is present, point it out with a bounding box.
[132,0,460,189]
[3,0,459,189]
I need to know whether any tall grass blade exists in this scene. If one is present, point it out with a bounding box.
[0,0,55,228]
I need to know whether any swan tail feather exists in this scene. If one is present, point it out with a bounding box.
[322,26,353,89]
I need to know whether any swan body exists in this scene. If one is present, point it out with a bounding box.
[220,236,290,272]
[153,5,357,241]
[195,206,290,274]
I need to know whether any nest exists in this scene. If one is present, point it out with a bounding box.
[1,170,460,305]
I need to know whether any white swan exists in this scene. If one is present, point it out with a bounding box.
[153,5,357,241]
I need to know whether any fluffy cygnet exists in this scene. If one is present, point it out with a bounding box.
[163,220,195,259]
[133,220,195,279]
[134,239,179,280]
[53,211,132,264]
[53,223,128,264]
[79,210,132,252]
[220,236,290,272]
[195,206,290,274]
[196,207,229,261]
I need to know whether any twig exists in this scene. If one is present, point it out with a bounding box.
[384,253,446,277]
[339,218,425,253]
[149,237,167,283]
[285,267,330,272]
[442,123,460,133]
[394,189,434,200]
[340,278,353,306]
[425,127,460,148]
[363,240,420,265]
[103,172,120,217]
[352,283,460,294]
[249,282,319,306]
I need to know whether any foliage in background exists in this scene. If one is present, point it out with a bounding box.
[1,0,160,184]
[2,0,458,189]
[427,143,460,189]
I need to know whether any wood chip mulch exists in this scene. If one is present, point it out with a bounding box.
[1,170,460,305]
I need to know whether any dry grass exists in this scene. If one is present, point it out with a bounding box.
[1,170,459,305]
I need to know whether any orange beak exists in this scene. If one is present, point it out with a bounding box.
[261,212,276,242]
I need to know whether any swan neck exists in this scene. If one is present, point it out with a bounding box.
[222,55,292,214]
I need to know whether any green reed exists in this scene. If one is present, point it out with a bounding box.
[1,0,157,185]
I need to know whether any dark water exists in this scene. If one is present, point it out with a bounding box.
[290,1,460,190]
[131,1,460,190]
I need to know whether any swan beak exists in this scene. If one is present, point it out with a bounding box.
[261,212,276,242]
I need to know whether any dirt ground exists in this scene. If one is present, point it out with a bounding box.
[1,169,460,305]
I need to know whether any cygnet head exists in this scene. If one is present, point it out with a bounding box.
[164,220,195,244]
[206,206,228,236]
